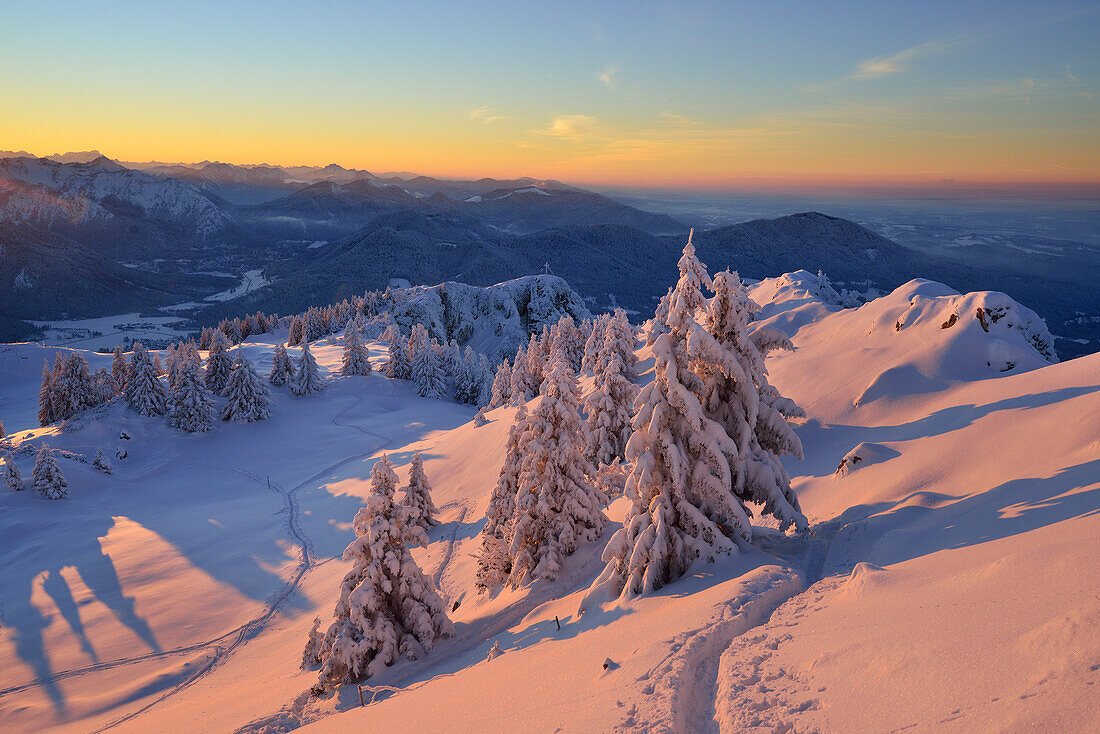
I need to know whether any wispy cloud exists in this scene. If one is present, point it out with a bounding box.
[848,38,960,79]
[533,115,598,140]
[598,64,619,90]
[467,106,504,124]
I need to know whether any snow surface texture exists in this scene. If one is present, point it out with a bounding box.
[0,275,1096,733]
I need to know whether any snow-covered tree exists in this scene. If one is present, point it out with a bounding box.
[205,330,234,394]
[695,270,805,526]
[269,342,295,386]
[507,356,605,586]
[37,362,57,426]
[550,315,585,372]
[92,367,114,404]
[385,335,411,380]
[488,359,513,408]
[442,340,462,382]
[111,345,130,394]
[222,354,273,422]
[407,323,430,358]
[288,315,304,346]
[583,357,637,467]
[475,354,494,406]
[411,343,447,399]
[581,314,608,374]
[166,358,214,432]
[596,309,638,380]
[308,457,453,688]
[508,345,538,404]
[3,452,23,491]
[32,445,68,499]
[290,343,325,396]
[644,286,674,346]
[584,232,803,604]
[475,404,530,592]
[400,451,438,530]
[125,343,168,417]
[341,321,372,376]
[93,448,112,474]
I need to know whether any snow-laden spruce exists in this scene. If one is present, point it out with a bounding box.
[550,315,585,372]
[290,342,325,396]
[222,354,273,422]
[268,342,295,386]
[32,445,68,499]
[597,309,638,380]
[507,354,606,586]
[583,356,637,468]
[54,351,97,419]
[697,270,805,523]
[475,403,530,592]
[3,452,23,491]
[400,451,438,530]
[306,457,453,688]
[583,232,806,604]
[411,342,447,399]
[488,359,513,408]
[111,344,130,394]
[341,321,372,376]
[37,362,56,426]
[125,343,168,417]
[167,357,214,432]
[385,335,411,380]
[204,330,234,395]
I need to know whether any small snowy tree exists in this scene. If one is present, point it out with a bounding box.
[204,330,234,394]
[488,359,512,408]
[93,448,112,474]
[3,452,23,491]
[111,345,130,394]
[309,457,453,688]
[32,445,68,499]
[166,358,214,432]
[507,356,605,586]
[407,323,430,358]
[412,343,447,399]
[269,342,296,386]
[400,451,439,530]
[53,352,96,419]
[125,343,168,417]
[222,354,273,422]
[290,343,325,396]
[341,321,372,376]
[596,309,638,380]
[550,315,585,372]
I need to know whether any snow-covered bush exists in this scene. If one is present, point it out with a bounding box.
[400,451,438,530]
[3,452,23,491]
[93,448,112,474]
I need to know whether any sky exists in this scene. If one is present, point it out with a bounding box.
[1,0,1098,190]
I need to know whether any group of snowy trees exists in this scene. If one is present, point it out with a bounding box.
[198,311,283,350]
[36,351,114,425]
[304,451,449,691]
[3,444,68,499]
[585,232,807,603]
[385,323,494,404]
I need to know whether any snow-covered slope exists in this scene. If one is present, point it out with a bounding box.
[0,275,1096,733]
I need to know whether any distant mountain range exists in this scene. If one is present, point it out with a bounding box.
[0,151,1096,358]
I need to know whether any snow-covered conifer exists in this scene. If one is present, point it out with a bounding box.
[488,359,512,408]
[507,356,605,586]
[341,321,372,376]
[596,309,638,380]
[475,404,530,592]
[400,451,438,530]
[412,343,447,399]
[204,330,234,394]
[475,354,494,406]
[111,345,130,394]
[288,315,304,346]
[473,407,489,427]
[385,335,411,380]
[92,367,114,404]
[309,457,453,687]
[93,448,112,474]
[550,315,585,372]
[290,343,325,396]
[407,323,430,358]
[166,358,214,432]
[32,445,68,499]
[37,362,57,426]
[125,343,168,417]
[222,354,273,422]
[54,352,96,419]
[581,314,607,373]
[508,345,537,404]
[583,357,637,467]
[268,342,295,385]
[644,286,674,345]
[453,346,480,404]
[3,452,23,491]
